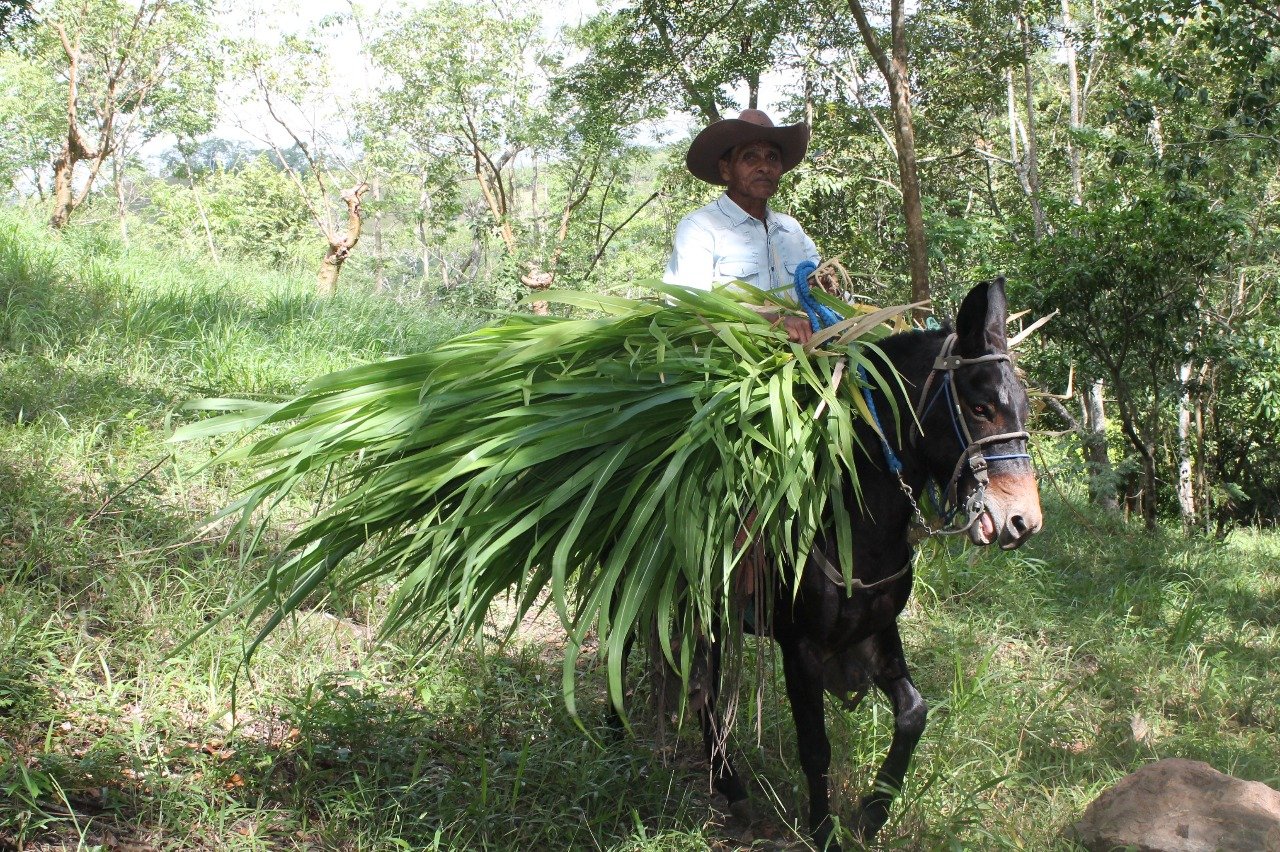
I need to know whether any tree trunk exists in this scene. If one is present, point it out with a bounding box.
[1115,385,1159,531]
[531,154,541,240]
[371,178,386,294]
[49,23,111,231]
[184,156,219,262]
[1005,67,1046,238]
[51,152,77,230]
[418,181,432,284]
[50,24,83,230]
[472,147,517,255]
[1062,0,1084,205]
[1195,362,1210,534]
[1083,379,1119,511]
[848,0,930,319]
[520,159,596,314]
[113,149,129,246]
[316,182,370,297]
[1016,2,1048,238]
[1176,360,1196,531]
[803,57,815,126]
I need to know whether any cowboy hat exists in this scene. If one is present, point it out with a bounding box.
[685,109,811,186]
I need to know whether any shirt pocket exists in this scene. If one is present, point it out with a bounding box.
[716,256,759,285]
[777,232,813,278]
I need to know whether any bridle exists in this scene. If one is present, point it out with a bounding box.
[790,263,1032,554]
[862,332,1032,538]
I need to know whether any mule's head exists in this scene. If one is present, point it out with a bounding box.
[918,278,1043,549]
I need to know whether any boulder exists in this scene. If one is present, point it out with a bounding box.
[1071,758,1280,852]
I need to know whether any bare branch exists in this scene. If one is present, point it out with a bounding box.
[254,70,330,233]
[846,1,891,83]
[828,63,896,158]
[582,190,661,280]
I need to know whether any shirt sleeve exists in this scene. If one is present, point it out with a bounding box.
[663,216,715,290]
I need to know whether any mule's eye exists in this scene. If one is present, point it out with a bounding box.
[971,403,993,420]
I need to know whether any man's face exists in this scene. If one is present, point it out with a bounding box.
[718,140,782,204]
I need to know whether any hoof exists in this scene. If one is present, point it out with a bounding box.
[853,795,889,841]
[713,774,748,806]
[727,797,753,824]
[811,827,840,851]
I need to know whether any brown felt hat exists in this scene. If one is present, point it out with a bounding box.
[685,109,811,186]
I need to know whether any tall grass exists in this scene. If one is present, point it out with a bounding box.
[1,208,1277,849]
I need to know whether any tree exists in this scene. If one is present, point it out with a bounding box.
[1016,186,1233,529]
[574,1,806,123]
[37,0,215,230]
[227,28,370,296]
[0,51,62,196]
[373,1,647,310]
[0,0,33,44]
[845,0,931,317]
[372,2,542,301]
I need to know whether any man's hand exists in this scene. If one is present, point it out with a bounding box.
[759,310,815,344]
[782,315,813,345]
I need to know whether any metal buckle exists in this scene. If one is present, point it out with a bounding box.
[933,354,963,371]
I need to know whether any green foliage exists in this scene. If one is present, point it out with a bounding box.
[563,0,805,123]
[1010,183,1235,516]
[372,1,543,149]
[1202,317,1280,522]
[2,0,1276,520]
[0,52,61,190]
[1107,0,1280,135]
[178,285,909,713]
[36,0,220,143]
[0,207,1278,849]
[144,155,317,271]
[1016,185,1231,379]
[0,0,33,43]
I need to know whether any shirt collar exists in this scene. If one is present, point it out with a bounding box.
[715,192,792,232]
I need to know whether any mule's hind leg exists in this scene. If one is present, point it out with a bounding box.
[854,624,927,841]
[779,636,837,849]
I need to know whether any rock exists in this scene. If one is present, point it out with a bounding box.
[1071,758,1280,852]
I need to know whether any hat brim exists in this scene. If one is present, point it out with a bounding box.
[685,119,811,185]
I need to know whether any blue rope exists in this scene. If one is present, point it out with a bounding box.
[858,364,904,476]
[793,261,902,476]
[792,261,842,331]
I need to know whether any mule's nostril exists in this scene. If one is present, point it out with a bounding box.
[1010,514,1028,535]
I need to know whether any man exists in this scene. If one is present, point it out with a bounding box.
[664,109,819,343]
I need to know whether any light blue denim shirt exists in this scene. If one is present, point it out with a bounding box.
[663,193,820,300]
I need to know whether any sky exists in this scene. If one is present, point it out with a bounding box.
[205,0,793,159]
[209,0,602,154]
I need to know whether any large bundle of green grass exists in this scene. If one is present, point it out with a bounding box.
[178,282,912,710]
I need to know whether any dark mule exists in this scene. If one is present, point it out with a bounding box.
[618,278,1043,848]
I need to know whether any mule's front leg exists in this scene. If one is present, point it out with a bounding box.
[855,626,927,841]
[780,638,837,849]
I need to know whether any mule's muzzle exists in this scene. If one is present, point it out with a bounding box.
[977,471,1043,550]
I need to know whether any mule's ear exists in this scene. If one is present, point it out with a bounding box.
[956,276,1009,357]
